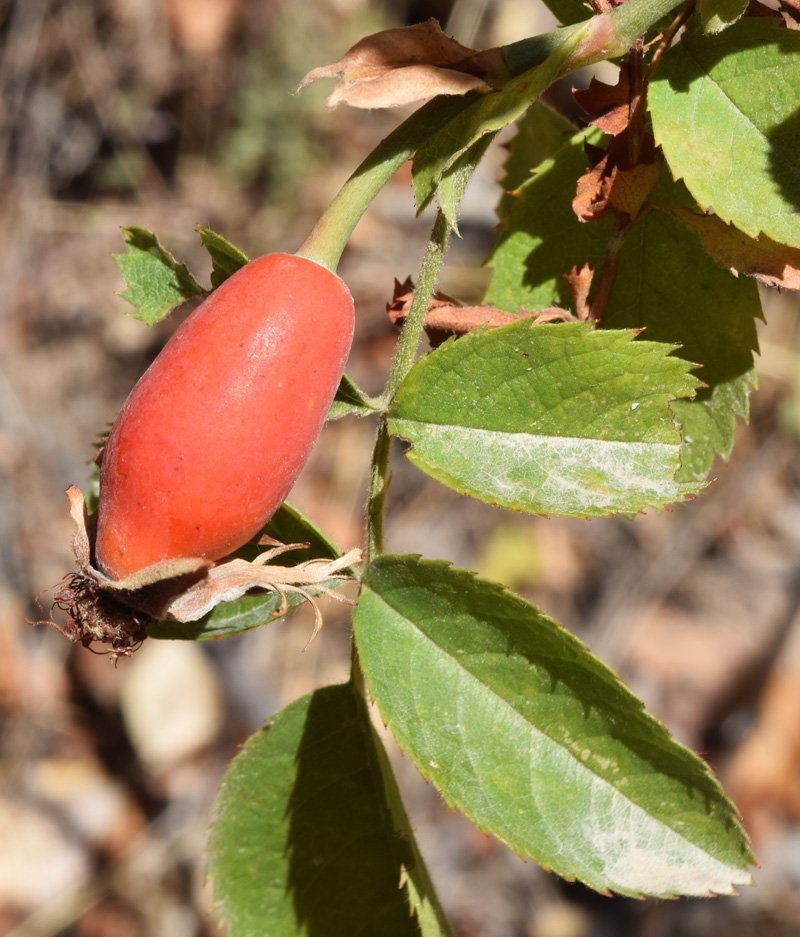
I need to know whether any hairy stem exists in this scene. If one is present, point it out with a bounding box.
[364,418,391,568]
[363,209,451,568]
[383,211,452,403]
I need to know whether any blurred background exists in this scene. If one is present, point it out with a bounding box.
[1,1,800,935]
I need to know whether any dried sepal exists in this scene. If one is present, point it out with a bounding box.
[297,19,499,109]
[35,486,362,657]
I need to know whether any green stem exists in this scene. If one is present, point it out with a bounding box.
[296,96,474,272]
[364,417,391,568]
[383,210,451,402]
[296,0,689,273]
[502,0,687,76]
[363,209,451,569]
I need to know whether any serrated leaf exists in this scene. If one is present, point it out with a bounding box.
[412,24,585,213]
[208,682,448,937]
[654,203,800,290]
[328,372,380,420]
[698,0,749,34]
[604,191,761,482]
[486,125,608,311]
[197,225,249,288]
[388,321,701,517]
[496,101,576,220]
[486,134,761,482]
[114,226,205,325]
[671,373,754,481]
[649,20,800,247]
[148,502,343,640]
[354,555,755,898]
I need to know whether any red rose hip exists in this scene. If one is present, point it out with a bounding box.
[94,253,354,581]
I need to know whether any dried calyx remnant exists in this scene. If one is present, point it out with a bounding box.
[33,486,362,660]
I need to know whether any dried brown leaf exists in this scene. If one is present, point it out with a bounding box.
[657,205,800,289]
[163,549,362,623]
[573,133,661,222]
[388,277,572,345]
[573,70,632,136]
[563,264,594,319]
[297,18,495,109]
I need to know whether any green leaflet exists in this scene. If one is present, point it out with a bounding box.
[354,555,755,898]
[485,128,761,482]
[197,225,250,288]
[496,101,577,221]
[208,682,451,937]
[697,0,749,34]
[486,124,608,310]
[604,196,760,481]
[114,226,205,325]
[436,132,497,234]
[649,19,800,247]
[328,373,379,420]
[388,321,701,517]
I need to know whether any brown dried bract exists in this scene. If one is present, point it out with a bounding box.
[32,486,362,657]
[573,133,661,223]
[297,19,500,109]
[388,277,574,346]
[563,264,594,320]
[573,71,632,137]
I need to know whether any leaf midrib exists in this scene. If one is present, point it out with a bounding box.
[365,585,722,868]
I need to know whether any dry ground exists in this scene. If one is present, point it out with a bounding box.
[2,2,800,936]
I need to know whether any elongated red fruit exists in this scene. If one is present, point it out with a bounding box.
[95,253,354,581]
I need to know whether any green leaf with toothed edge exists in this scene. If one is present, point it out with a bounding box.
[208,681,451,937]
[486,127,761,484]
[197,225,249,288]
[388,321,703,517]
[114,226,205,325]
[354,554,756,898]
[436,132,497,235]
[147,502,346,640]
[649,19,800,248]
[496,101,576,221]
